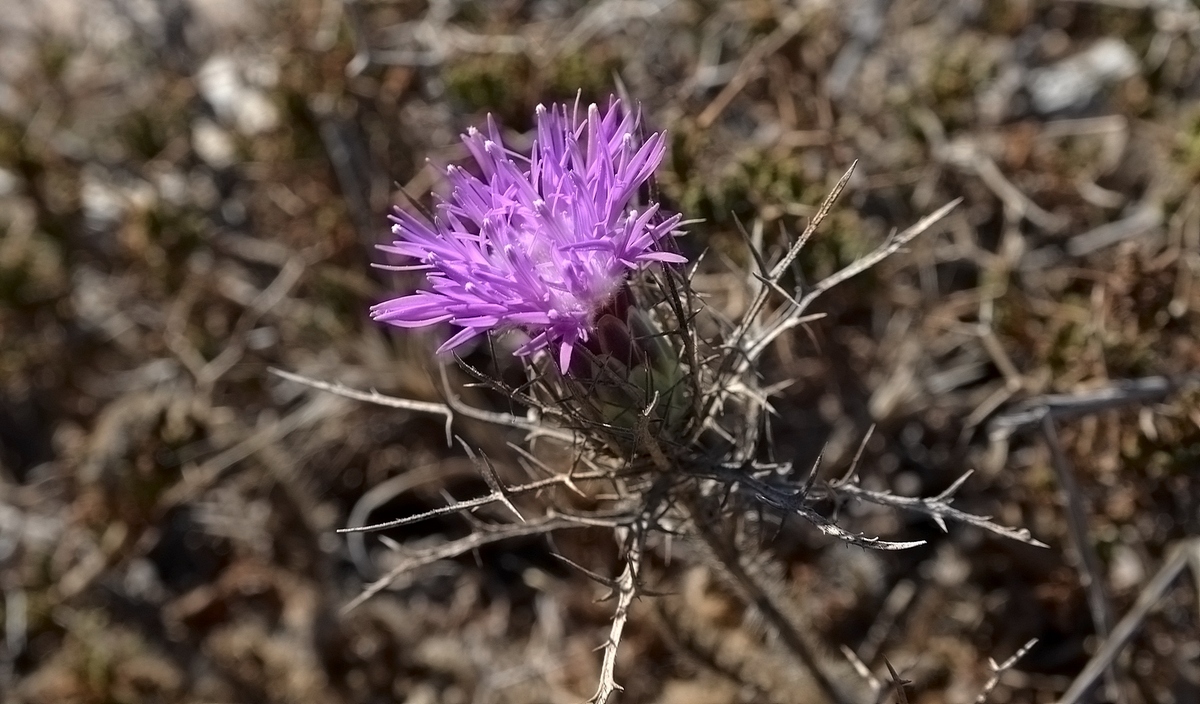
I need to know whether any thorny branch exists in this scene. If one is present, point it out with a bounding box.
[748,484,927,551]
[270,367,454,439]
[729,162,858,352]
[694,464,1044,550]
[342,513,634,615]
[742,197,963,364]
[590,540,643,704]
[337,467,619,534]
[268,366,578,444]
[687,494,860,704]
[975,638,1038,703]
[827,471,1049,548]
[696,177,959,452]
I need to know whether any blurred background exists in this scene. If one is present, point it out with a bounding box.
[1,0,1199,702]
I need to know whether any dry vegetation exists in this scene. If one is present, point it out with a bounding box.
[2,1,1200,703]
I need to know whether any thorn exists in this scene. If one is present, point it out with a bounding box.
[935,469,974,501]
[800,443,828,497]
[885,659,912,704]
[550,553,619,588]
[456,435,525,522]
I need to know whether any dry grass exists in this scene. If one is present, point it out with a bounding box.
[2,1,1199,703]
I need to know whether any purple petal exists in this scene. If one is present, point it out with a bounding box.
[373,97,687,369]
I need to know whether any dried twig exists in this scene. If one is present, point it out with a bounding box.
[342,514,631,614]
[590,540,642,704]
[270,367,454,441]
[884,660,910,704]
[727,162,857,356]
[688,496,859,704]
[839,644,882,700]
[198,257,306,392]
[696,12,806,128]
[1067,204,1163,256]
[1057,540,1199,704]
[988,373,1200,439]
[743,197,962,363]
[269,366,578,444]
[1041,417,1116,657]
[693,467,925,550]
[829,471,1049,548]
[975,637,1038,703]
[337,469,615,534]
[157,394,346,510]
[857,580,916,666]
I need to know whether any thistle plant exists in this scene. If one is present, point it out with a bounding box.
[274,97,1044,703]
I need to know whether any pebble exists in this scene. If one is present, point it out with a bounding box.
[192,118,236,169]
[1108,544,1145,592]
[0,167,19,196]
[1027,38,1139,114]
[195,54,279,136]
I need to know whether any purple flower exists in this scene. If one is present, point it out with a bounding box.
[371,100,685,371]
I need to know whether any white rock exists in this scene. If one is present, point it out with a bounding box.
[1027,39,1139,114]
[192,118,236,169]
[196,55,243,124]
[1109,544,1145,592]
[0,167,19,197]
[80,167,126,230]
[154,170,189,206]
[195,54,279,136]
[235,90,279,136]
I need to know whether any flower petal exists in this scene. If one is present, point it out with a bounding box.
[373,99,687,369]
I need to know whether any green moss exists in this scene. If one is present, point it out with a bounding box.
[0,229,65,306]
[282,90,326,161]
[1045,302,1090,376]
[38,37,73,82]
[1139,446,1200,476]
[660,116,876,284]
[924,37,998,131]
[662,128,807,226]
[731,150,808,213]
[119,111,171,161]
[0,116,21,166]
[445,54,533,124]
[1173,110,1200,179]
[801,210,874,280]
[660,123,709,219]
[547,49,619,105]
[1104,339,1156,377]
[143,207,206,276]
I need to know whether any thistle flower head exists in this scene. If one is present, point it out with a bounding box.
[371,99,685,370]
